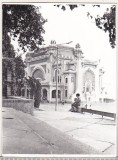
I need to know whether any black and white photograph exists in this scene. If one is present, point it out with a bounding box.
[1,2,117,157]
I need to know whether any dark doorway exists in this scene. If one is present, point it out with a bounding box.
[42,89,47,100]
[52,90,61,98]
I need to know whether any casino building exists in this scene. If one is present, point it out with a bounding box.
[25,41,104,103]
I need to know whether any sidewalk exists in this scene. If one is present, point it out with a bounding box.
[2,107,101,155]
[2,102,116,155]
[33,102,117,155]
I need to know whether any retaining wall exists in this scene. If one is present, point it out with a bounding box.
[3,98,34,115]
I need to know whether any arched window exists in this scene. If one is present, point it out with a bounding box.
[33,69,45,81]
[52,90,61,98]
[65,90,68,97]
[52,90,56,98]
[83,70,95,93]
[53,69,61,83]
[65,78,68,83]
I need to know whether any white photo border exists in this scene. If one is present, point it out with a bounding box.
[0,0,118,159]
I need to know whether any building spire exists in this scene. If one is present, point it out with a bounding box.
[50,40,56,45]
[74,43,84,59]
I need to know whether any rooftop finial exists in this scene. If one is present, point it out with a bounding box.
[75,43,81,49]
[50,40,56,45]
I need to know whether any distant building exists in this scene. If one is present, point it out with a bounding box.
[25,41,104,103]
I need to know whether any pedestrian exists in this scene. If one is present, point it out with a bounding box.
[61,100,65,105]
[69,93,81,112]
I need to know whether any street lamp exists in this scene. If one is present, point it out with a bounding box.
[54,41,73,111]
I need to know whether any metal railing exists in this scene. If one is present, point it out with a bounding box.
[81,108,116,121]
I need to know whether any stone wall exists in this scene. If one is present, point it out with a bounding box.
[3,98,34,115]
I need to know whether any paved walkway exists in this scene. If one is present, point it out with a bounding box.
[2,107,101,155]
[34,102,117,155]
[2,102,116,155]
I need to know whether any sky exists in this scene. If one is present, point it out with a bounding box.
[37,3,116,99]
[13,3,116,99]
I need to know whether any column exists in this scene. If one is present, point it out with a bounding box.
[76,59,82,94]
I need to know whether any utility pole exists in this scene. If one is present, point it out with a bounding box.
[54,41,73,111]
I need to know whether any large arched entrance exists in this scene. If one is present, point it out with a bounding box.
[83,69,95,102]
[32,68,45,81]
[83,69,95,93]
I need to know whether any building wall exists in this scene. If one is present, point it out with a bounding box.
[81,61,100,102]
[25,45,102,103]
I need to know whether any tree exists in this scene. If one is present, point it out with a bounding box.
[2,4,46,97]
[54,4,116,49]
[27,77,42,108]
[14,56,26,96]
[3,4,47,51]
[2,51,26,97]
[94,5,116,48]
[15,56,26,80]
[2,33,16,97]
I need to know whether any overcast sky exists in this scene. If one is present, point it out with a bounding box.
[12,3,116,98]
[36,3,116,98]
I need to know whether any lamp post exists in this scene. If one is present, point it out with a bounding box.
[54,41,73,111]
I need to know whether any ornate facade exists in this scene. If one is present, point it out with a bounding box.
[25,42,103,103]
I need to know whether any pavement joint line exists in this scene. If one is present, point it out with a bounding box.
[30,118,101,153]
[102,143,115,153]
[30,129,54,145]
[14,112,58,147]
[6,109,52,145]
[7,109,57,154]
[3,127,30,133]
[68,134,115,153]
[96,139,115,145]
[3,107,116,154]
[65,119,104,133]
[95,139,115,153]
[35,110,116,149]
[24,127,62,154]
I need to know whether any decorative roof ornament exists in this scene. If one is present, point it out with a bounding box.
[75,43,81,49]
[99,68,105,75]
[74,43,84,59]
[50,40,56,45]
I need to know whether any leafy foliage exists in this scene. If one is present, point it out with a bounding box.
[95,6,116,48]
[14,56,26,80]
[54,4,116,48]
[14,56,26,96]
[54,4,100,11]
[2,55,26,97]
[2,4,46,97]
[2,35,16,97]
[3,4,47,51]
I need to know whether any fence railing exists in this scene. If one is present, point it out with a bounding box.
[81,108,116,121]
